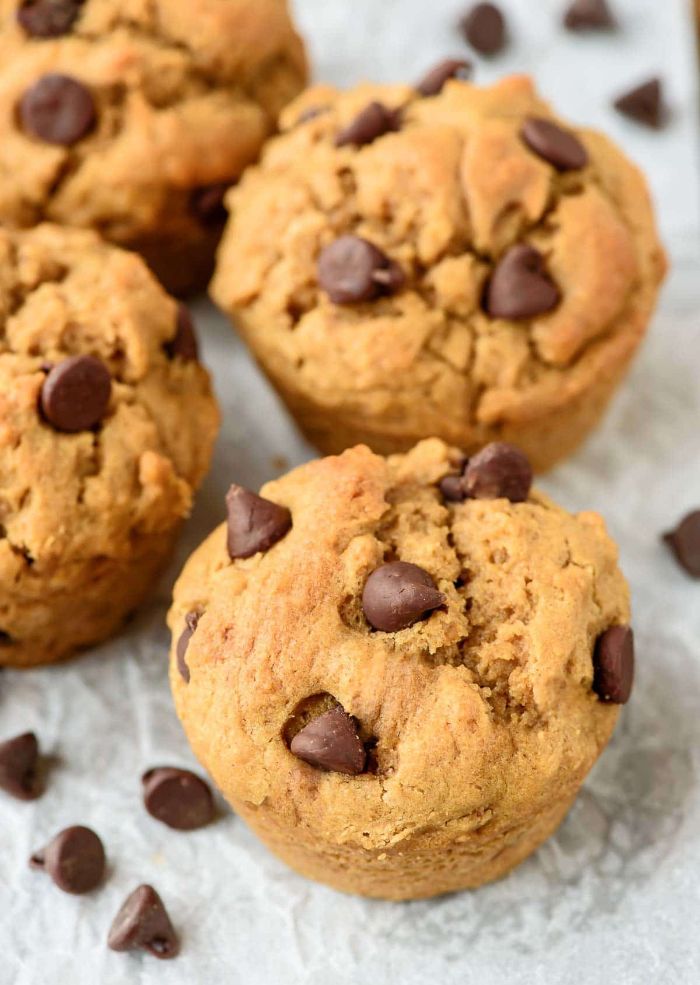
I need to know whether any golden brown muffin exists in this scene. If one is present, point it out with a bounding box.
[0,224,219,668]
[0,0,307,294]
[212,74,666,470]
[169,438,633,899]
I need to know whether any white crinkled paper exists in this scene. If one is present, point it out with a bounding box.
[1,1,699,982]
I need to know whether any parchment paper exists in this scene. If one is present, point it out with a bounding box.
[1,1,699,982]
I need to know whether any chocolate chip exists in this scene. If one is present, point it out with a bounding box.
[417,58,473,97]
[664,511,700,578]
[189,182,230,226]
[142,767,214,831]
[226,485,292,559]
[17,0,83,38]
[166,304,199,362]
[40,355,111,432]
[19,73,96,146]
[593,626,634,704]
[176,610,201,683]
[614,78,665,129]
[30,826,106,894]
[439,473,467,503]
[362,561,445,633]
[318,235,404,305]
[459,3,507,56]
[520,117,588,171]
[486,244,560,320]
[335,101,400,148]
[463,443,533,502]
[564,0,616,30]
[108,885,180,960]
[0,731,41,800]
[290,706,366,775]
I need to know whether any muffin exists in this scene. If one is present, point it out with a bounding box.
[0,0,307,295]
[211,73,666,470]
[0,224,219,668]
[168,438,634,900]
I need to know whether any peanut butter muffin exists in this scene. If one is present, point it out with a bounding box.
[0,224,219,668]
[169,438,633,900]
[0,0,307,294]
[212,73,666,470]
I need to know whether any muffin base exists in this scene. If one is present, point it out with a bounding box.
[0,529,181,669]
[254,346,634,473]
[234,789,578,900]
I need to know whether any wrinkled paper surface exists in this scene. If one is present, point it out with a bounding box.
[1,1,699,982]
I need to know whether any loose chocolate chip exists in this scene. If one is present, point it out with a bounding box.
[0,731,41,800]
[614,78,665,129]
[520,117,588,171]
[463,443,532,502]
[564,0,616,30]
[362,561,446,633]
[417,58,473,97]
[593,625,634,704]
[40,355,111,432]
[664,511,700,578]
[226,485,292,559]
[486,244,560,320]
[459,3,506,56]
[17,0,83,38]
[166,304,199,362]
[189,182,230,226]
[176,611,201,683]
[439,473,467,503]
[335,101,400,148]
[318,235,404,305]
[290,706,366,775]
[108,885,180,960]
[19,73,96,146]
[142,767,214,831]
[30,826,106,894]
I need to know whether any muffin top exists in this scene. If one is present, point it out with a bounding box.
[212,74,666,448]
[0,223,219,574]
[169,438,630,849]
[0,0,307,240]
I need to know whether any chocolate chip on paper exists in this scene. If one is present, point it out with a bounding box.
[459,3,507,56]
[0,731,41,800]
[108,885,180,960]
[663,511,700,578]
[142,767,215,831]
[30,826,106,894]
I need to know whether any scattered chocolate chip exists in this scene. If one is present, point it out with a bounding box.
[664,511,700,578]
[439,473,467,503]
[17,0,83,38]
[614,78,665,129]
[19,73,96,146]
[40,355,111,432]
[459,3,506,56]
[30,826,105,894]
[417,58,473,97]
[335,101,400,148]
[318,235,404,305]
[0,732,41,800]
[189,182,230,226]
[486,244,560,320]
[520,117,588,171]
[564,0,616,30]
[176,611,201,683]
[362,561,446,633]
[290,706,366,775]
[142,767,214,831]
[463,443,532,502]
[226,485,292,559]
[593,625,634,704]
[166,304,199,362]
[108,885,180,960]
